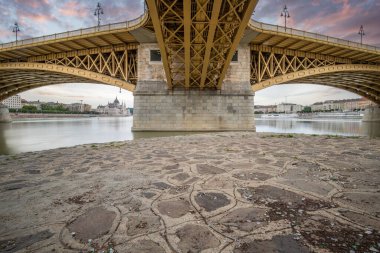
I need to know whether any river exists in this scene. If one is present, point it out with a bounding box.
[0,116,379,154]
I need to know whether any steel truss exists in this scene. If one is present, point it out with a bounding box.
[41,48,138,85]
[250,48,380,103]
[251,50,337,84]
[146,0,258,89]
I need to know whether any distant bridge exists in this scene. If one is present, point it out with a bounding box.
[1,0,379,130]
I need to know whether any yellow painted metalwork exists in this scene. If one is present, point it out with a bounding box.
[0,54,136,100]
[184,0,191,89]
[145,0,173,88]
[216,0,259,89]
[249,20,380,104]
[200,0,222,89]
[147,0,259,89]
[0,14,143,100]
[249,20,380,63]
[252,63,380,103]
[0,13,148,57]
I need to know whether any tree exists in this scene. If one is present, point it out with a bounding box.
[302,106,311,113]
[21,105,38,112]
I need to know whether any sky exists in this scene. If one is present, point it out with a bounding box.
[0,0,379,107]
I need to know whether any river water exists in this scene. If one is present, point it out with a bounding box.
[0,116,379,154]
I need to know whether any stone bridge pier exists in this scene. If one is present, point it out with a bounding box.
[132,44,255,131]
[363,106,380,122]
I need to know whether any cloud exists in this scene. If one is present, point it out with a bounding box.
[255,0,380,46]
[57,1,87,18]
[0,0,144,42]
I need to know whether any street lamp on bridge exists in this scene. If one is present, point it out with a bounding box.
[12,22,20,43]
[358,25,365,45]
[94,2,104,27]
[280,5,290,30]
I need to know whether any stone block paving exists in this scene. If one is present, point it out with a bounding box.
[0,133,379,252]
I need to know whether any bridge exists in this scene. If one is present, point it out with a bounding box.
[1,0,379,130]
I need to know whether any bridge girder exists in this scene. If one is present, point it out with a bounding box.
[0,61,136,100]
[146,0,258,90]
[251,59,380,103]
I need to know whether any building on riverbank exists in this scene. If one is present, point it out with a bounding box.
[311,98,375,112]
[254,105,277,114]
[254,103,303,114]
[96,97,131,116]
[1,95,22,109]
[65,103,91,112]
[276,103,304,113]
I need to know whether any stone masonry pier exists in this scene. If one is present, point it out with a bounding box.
[132,44,255,131]
[132,81,255,131]
[0,133,379,252]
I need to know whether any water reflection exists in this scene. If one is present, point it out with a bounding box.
[0,124,13,154]
[0,117,134,155]
[0,117,379,155]
[0,117,201,155]
[361,122,380,138]
[255,118,379,137]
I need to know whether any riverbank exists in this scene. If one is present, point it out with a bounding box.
[10,113,130,119]
[0,132,379,252]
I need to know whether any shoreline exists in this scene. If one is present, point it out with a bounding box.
[10,113,131,120]
[1,131,375,156]
[0,132,379,252]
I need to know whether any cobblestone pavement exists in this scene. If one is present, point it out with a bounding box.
[0,132,379,253]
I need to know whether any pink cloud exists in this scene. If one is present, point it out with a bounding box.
[301,1,360,32]
[0,28,13,43]
[311,0,321,6]
[19,12,53,23]
[57,1,87,18]
[15,0,49,9]
[256,0,380,47]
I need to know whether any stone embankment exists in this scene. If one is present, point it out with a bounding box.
[0,133,379,252]
[10,113,97,119]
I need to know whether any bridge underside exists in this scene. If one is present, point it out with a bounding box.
[251,65,380,104]
[146,0,258,89]
[249,46,380,103]
[1,1,380,131]
[0,62,136,100]
[0,70,101,100]
[283,72,380,103]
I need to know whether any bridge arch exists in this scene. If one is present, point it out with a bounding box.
[0,62,135,100]
[252,64,380,104]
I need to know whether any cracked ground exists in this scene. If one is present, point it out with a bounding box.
[0,132,379,253]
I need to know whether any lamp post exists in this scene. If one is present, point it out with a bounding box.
[358,25,365,44]
[12,22,20,43]
[280,5,290,30]
[94,2,104,27]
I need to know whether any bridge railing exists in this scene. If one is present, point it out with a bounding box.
[250,20,380,53]
[0,12,147,50]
